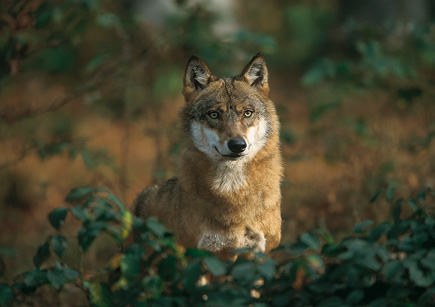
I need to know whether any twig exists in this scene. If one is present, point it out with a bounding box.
[0,64,118,124]
[0,145,36,171]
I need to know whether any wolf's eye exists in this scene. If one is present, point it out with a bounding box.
[244,110,253,118]
[208,112,219,119]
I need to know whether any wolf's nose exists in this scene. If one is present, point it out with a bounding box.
[228,138,247,153]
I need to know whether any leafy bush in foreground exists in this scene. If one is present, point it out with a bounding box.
[1,187,434,306]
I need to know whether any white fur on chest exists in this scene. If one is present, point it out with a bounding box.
[212,159,247,193]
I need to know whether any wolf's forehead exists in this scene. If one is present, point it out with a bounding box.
[195,78,262,108]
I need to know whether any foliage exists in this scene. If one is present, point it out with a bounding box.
[301,24,435,142]
[302,39,416,88]
[1,187,434,306]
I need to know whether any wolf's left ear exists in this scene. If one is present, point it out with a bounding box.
[183,55,213,99]
[240,53,269,96]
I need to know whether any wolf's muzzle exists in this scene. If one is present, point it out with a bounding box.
[228,138,247,154]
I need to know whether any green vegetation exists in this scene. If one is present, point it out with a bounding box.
[1,187,434,306]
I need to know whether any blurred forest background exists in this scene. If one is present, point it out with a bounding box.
[1,0,434,281]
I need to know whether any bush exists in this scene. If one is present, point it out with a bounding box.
[1,187,434,306]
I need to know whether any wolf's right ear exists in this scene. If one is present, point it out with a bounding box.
[183,55,212,98]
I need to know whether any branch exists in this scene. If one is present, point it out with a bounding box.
[0,145,36,171]
[0,65,118,124]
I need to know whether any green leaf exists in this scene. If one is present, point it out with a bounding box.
[397,87,422,102]
[22,269,47,288]
[121,245,144,280]
[284,241,309,254]
[0,247,16,257]
[204,257,226,277]
[85,54,109,74]
[65,187,97,203]
[358,251,382,271]
[272,292,292,307]
[300,233,320,249]
[141,275,163,299]
[106,194,125,211]
[310,100,341,123]
[386,187,395,201]
[369,298,386,307]
[93,199,115,222]
[34,4,52,29]
[0,283,14,307]
[181,260,202,290]
[354,220,374,233]
[33,242,50,268]
[231,262,256,284]
[48,208,69,230]
[318,296,343,307]
[158,254,178,280]
[47,268,65,290]
[97,13,121,28]
[257,258,276,280]
[63,268,79,280]
[382,260,403,281]
[81,149,95,169]
[387,221,409,239]
[398,237,414,252]
[185,248,212,258]
[386,285,411,299]
[369,222,390,241]
[418,191,426,204]
[51,236,67,258]
[302,65,325,86]
[78,222,106,251]
[88,282,110,307]
[370,189,385,203]
[421,250,435,271]
[404,259,433,287]
[33,47,75,73]
[408,199,418,212]
[321,243,341,256]
[346,289,364,305]
[146,217,167,238]
[392,199,403,220]
[418,287,435,305]
[71,205,90,222]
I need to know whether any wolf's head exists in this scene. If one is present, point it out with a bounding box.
[181,53,278,163]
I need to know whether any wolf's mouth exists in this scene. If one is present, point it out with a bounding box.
[214,147,246,159]
[222,154,243,159]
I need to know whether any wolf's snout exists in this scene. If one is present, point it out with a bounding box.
[228,138,247,153]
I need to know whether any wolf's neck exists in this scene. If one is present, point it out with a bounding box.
[210,160,247,193]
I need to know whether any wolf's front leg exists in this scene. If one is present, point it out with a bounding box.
[197,227,266,259]
[242,227,266,253]
[197,233,234,252]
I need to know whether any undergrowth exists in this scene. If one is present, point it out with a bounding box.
[1,186,434,306]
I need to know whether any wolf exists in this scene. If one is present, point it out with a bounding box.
[132,53,283,260]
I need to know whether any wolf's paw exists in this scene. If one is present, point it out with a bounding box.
[244,227,266,252]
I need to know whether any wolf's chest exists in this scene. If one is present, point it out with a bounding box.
[211,160,248,193]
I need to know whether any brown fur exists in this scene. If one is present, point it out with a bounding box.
[132,54,282,260]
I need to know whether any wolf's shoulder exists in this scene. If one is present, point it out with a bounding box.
[159,177,178,191]
[131,177,179,218]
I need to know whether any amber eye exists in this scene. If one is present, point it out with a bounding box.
[208,112,219,119]
[244,110,253,118]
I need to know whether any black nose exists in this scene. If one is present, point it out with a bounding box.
[228,138,247,153]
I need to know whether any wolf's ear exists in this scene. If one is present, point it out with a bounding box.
[183,55,212,98]
[240,53,269,96]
